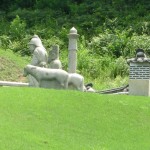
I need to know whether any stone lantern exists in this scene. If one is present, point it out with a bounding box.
[68,27,79,73]
[127,50,150,96]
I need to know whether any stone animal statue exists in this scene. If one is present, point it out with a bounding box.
[68,73,84,92]
[24,65,68,89]
[24,65,85,91]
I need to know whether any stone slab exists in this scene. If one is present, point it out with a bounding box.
[129,79,150,96]
[0,81,29,87]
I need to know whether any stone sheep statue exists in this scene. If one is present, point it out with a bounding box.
[24,65,68,89]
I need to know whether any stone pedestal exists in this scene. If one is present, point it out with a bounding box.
[68,27,79,73]
[129,79,150,96]
[40,80,65,89]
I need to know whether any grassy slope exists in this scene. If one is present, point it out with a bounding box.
[0,49,29,82]
[0,87,150,150]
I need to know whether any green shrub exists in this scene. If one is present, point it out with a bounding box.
[9,15,26,40]
[77,37,129,81]
[90,29,131,58]
[126,34,150,57]
[0,35,11,49]
[110,56,129,78]
[9,34,31,56]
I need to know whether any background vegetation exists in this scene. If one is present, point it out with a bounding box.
[0,0,150,88]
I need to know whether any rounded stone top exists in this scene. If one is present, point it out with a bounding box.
[69,27,77,34]
[28,34,42,47]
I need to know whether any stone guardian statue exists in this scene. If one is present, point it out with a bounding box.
[28,35,48,86]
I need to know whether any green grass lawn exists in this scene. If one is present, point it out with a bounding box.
[0,87,150,150]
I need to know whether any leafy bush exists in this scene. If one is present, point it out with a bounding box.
[9,34,31,56]
[6,16,31,55]
[110,56,129,78]
[0,35,11,49]
[9,15,26,40]
[126,34,150,57]
[90,29,131,57]
[77,40,129,80]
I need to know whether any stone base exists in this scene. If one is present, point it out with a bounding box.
[129,79,150,96]
[40,79,65,89]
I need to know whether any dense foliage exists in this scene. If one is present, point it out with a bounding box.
[0,0,149,84]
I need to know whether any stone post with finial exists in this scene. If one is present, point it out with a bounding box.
[68,27,79,73]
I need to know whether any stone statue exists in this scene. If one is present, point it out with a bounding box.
[68,73,84,91]
[24,65,68,89]
[23,64,85,91]
[48,45,62,69]
[28,35,48,86]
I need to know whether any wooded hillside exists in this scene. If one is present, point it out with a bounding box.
[0,0,149,84]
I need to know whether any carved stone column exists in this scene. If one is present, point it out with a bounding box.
[68,27,79,73]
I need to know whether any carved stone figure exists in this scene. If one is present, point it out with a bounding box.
[68,73,84,91]
[24,65,68,89]
[28,35,48,86]
[24,65,85,91]
[48,45,62,69]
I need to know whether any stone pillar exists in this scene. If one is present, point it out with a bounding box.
[127,58,150,96]
[68,27,79,73]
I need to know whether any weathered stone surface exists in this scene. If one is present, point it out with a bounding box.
[24,65,85,91]
[24,65,68,89]
[48,45,62,69]
[68,73,84,91]
[0,81,29,87]
[68,27,79,73]
[129,79,150,96]
[128,50,150,96]
[28,35,48,86]
[23,31,85,92]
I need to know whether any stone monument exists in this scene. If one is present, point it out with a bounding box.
[67,27,85,91]
[127,49,150,96]
[68,27,79,73]
[24,64,85,91]
[24,29,85,92]
[48,45,62,69]
[28,35,48,87]
[24,65,68,89]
